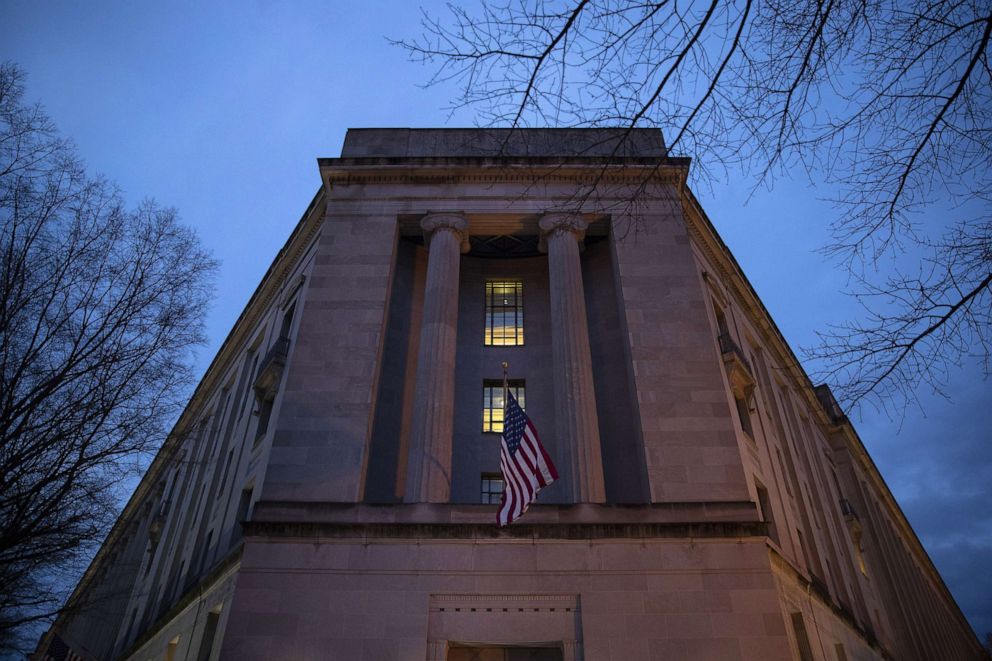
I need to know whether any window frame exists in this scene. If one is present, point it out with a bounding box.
[480,473,505,504]
[734,394,754,438]
[482,379,525,433]
[484,280,524,346]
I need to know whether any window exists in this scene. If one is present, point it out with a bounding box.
[482,380,525,433]
[280,302,296,339]
[253,396,274,446]
[173,561,185,600]
[713,303,731,337]
[855,541,869,577]
[755,480,779,544]
[735,395,754,437]
[481,473,505,504]
[790,612,814,661]
[218,450,235,506]
[776,448,793,496]
[199,531,213,574]
[195,607,222,661]
[232,487,254,543]
[484,281,524,345]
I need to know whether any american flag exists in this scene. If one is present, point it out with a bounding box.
[41,632,84,661]
[497,390,558,526]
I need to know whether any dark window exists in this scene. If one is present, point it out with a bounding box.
[481,473,505,504]
[776,448,793,496]
[218,450,235,504]
[253,396,274,446]
[482,380,525,433]
[735,395,754,437]
[790,612,815,661]
[755,480,779,544]
[173,561,185,600]
[236,487,253,522]
[232,487,253,544]
[280,302,296,339]
[196,609,222,661]
[714,304,730,337]
[485,281,524,346]
[199,530,213,574]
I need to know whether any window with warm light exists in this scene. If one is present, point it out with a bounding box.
[482,380,525,433]
[484,281,524,345]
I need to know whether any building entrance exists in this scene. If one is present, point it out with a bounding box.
[447,646,564,661]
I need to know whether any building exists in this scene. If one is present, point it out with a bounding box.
[38,129,986,660]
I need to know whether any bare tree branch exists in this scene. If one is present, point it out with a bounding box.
[0,62,217,655]
[396,0,992,412]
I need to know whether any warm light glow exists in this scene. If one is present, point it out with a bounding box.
[482,381,525,433]
[484,281,524,346]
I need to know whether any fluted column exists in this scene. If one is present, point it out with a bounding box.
[404,212,469,502]
[539,213,606,502]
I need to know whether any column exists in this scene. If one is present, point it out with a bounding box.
[539,213,606,502]
[404,212,469,502]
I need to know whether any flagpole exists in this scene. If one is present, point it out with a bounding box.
[501,361,509,429]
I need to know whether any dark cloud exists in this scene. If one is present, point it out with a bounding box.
[861,362,992,637]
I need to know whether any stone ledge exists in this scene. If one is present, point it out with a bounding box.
[242,520,768,541]
[319,155,691,168]
[251,500,760,526]
[122,546,242,660]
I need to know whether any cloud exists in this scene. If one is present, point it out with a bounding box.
[861,362,992,636]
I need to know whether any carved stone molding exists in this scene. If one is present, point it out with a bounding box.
[421,212,470,253]
[538,213,587,253]
[427,593,583,660]
[320,161,689,190]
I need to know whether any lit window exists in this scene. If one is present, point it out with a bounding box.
[482,380,525,433]
[485,281,524,345]
[481,473,504,504]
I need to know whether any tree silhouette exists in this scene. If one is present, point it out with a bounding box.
[397,0,991,413]
[0,62,216,654]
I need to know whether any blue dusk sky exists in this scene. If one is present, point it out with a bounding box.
[2,1,989,639]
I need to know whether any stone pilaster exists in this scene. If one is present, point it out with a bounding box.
[539,213,606,502]
[404,213,469,502]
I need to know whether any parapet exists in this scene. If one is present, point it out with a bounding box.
[340,127,667,158]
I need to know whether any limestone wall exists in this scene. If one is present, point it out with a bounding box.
[222,534,794,661]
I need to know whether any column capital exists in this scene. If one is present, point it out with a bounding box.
[539,212,587,237]
[539,213,587,253]
[421,212,470,253]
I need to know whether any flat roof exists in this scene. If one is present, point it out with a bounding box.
[339,127,667,158]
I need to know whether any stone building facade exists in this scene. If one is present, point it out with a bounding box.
[38,129,985,660]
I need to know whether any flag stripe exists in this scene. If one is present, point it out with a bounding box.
[501,437,527,524]
[497,391,558,526]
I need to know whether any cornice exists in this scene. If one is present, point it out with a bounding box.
[320,159,689,190]
[243,520,768,542]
